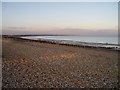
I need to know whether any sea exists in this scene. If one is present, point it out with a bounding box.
[21,36,120,50]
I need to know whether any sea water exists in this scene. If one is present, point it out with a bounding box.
[21,36,120,50]
[21,36,118,44]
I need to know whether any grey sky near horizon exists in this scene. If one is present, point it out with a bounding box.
[2,2,118,36]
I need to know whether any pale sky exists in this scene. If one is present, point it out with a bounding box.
[2,2,118,35]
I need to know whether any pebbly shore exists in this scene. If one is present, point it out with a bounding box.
[2,37,119,88]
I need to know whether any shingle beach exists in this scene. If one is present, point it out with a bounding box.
[2,37,118,88]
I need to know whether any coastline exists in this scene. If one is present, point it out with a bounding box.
[3,35,120,51]
[2,36,119,88]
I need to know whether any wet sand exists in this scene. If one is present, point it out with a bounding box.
[2,37,118,88]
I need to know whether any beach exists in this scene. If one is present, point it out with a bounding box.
[2,37,118,88]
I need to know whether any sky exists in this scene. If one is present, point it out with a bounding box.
[2,2,118,36]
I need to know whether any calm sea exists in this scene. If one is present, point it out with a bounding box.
[21,36,119,45]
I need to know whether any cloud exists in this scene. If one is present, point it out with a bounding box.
[2,27,118,36]
[6,27,27,29]
[47,28,118,36]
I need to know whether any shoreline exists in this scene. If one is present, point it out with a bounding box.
[3,35,120,51]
